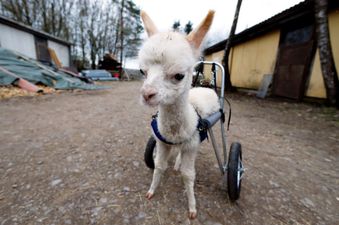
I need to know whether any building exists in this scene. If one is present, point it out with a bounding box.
[204,0,339,100]
[0,15,71,67]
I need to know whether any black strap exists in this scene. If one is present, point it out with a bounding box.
[195,109,208,142]
[211,63,217,93]
[223,97,232,130]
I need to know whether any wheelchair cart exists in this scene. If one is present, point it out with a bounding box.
[144,61,244,201]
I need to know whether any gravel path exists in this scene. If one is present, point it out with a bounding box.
[0,81,338,225]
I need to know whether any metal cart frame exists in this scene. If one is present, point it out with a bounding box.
[144,61,244,201]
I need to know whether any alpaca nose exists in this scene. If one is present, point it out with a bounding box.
[142,88,157,101]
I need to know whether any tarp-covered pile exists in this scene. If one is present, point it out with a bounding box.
[0,47,109,91]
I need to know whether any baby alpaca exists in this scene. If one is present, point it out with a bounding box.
[139,10,219,219]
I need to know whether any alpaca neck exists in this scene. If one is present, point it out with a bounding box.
[159,97,190,124]
[158,93,197,140]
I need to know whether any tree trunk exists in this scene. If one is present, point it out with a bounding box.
[113,19,120,55]
[119,0,125,78]
[90,46,96,69]
[222,0,242,92]
[22,0,32,25]
[41,0,49,33]
[314,0,339,107]
[51,1,56,35]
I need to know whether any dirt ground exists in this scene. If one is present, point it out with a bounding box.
[0,81,338,225]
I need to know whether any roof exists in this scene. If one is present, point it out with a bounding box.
[0,15,72,46]
[204,0,339,55]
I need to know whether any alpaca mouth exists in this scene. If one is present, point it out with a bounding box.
[143,98,159,107]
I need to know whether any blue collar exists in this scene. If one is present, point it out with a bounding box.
[150,113,208,145]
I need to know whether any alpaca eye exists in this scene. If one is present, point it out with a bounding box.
[140,69,145,76]
[174,73,185,81]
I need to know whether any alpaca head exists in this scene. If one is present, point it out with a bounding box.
[139,10,215,107]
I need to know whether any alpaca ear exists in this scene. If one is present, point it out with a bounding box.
[187,10,215,49]
[140,10,159,37]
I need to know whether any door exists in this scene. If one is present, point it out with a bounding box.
[272,24,316,100]
[35,36,51,65]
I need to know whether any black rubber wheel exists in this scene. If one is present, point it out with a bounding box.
[144,136,156,169]
[227,142,243,202]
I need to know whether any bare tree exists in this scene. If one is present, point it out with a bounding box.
[2,0,33,25]
[172,20,181,32]
[184,21,193,34]
[314,0,338,107]
[0,0,143,70]
[114,0,143,66]
[119,0,125,75]
[122,0,143,57]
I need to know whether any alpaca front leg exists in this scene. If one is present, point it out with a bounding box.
[146,142,171,199]
[180,149,197,219]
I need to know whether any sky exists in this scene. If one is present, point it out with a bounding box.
[126,0,304,68]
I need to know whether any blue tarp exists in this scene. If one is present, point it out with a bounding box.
[0,48,109,90]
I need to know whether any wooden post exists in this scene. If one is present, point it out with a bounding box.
[119,0,125,79]
[314,0,339,107]
[222,0,243,92]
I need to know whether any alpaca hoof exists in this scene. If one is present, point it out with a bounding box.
[145,192,154,200]
[188,211,197,220]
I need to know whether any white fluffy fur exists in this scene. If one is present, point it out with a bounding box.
[139,10,217,219]
[189,87,220,118]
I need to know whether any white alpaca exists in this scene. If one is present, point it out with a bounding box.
[139,10,219,219]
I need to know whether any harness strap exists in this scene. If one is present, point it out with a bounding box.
[151,111,208,145]
[151,116,178,145]
[195,109,208,143]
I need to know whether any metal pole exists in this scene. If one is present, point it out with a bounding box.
[220,121,227,168]
[193,61,228,173]
[193,61,225,110]
[208,128,224,175]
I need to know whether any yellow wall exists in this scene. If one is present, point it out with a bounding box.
[204,30,280,89]
[306,10,339,98]
[204,10,339,99]
[203,51,225,87]
[230,30,280,89]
